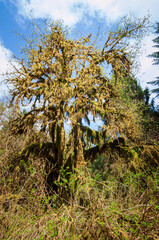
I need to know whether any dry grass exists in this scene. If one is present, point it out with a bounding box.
[0,152,158,239]
[0,115,159,239]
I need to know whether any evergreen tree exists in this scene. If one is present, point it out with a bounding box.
[148,22,159,97]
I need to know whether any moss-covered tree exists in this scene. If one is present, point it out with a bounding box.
[5,16,149,189]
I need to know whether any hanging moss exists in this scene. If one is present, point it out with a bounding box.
[85,138,159,172]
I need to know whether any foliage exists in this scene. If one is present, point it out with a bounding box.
[148,22,159,98]
[0,138,159,239]
[0,97,159,240]
[1,15,159,239]
[108,76,146,142]
[5,16,150,179]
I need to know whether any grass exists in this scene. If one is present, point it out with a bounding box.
[0,151,159,239]
[0,121,159,239]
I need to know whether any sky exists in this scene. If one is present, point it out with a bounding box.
[0,0,159,104]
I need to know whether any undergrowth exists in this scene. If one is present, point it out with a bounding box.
[0,150,159,239]
[0,117,159,239]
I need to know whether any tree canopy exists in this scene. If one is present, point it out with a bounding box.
[6,16,149,176]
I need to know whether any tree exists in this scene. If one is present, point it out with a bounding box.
[6,17,149,188]
[148,22,159,98]
[143,87,150,105]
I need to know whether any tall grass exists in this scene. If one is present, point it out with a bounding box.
[1,145,158,239]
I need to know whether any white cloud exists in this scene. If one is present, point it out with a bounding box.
[0,42,20,99]
[0,43,13,98]
[10,0,159,25]
[0,44,11,74]
[139,36,158,87]
[11,0,86,26]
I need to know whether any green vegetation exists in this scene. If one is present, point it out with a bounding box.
[0,16,159,239]
[148,22,159,98]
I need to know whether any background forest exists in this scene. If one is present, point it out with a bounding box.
[0,16,159,240]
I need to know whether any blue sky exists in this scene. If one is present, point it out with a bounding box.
[0,0,159,103]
